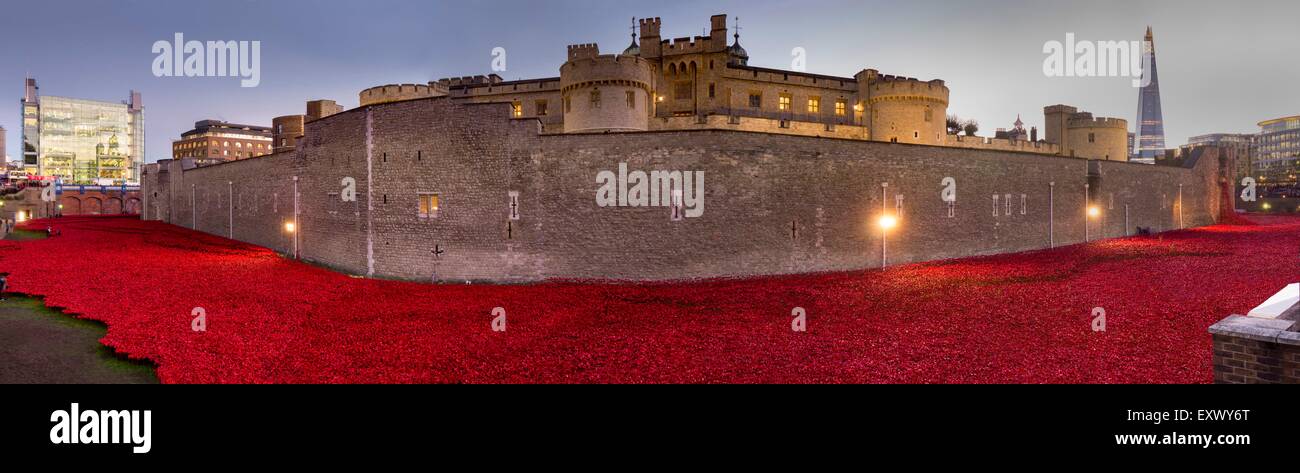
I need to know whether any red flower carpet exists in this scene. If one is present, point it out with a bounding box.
[1,215,1295,383]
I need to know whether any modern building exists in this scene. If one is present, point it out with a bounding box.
[0,125,6,166]
[1133,27,1166,164]
[1254,115,1300,184]
[20,78,144,183]
[172,120,273,166]
[1182,133,1254,181]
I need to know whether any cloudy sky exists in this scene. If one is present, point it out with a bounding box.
[2,0,1297,163]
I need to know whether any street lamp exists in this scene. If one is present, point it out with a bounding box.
[1087,206,1100,218]
[878,212,898,268]
[284,222,296,233]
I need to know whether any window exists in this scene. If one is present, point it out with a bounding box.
[708,83,715,99]
[1020,194,1027,215]
[748,93,762,108]
[536,100,548,116]
[626,91,636,108]
[590,89,601,108]
[674,82,691,100]
[779,94,792,111]
[512,101,523,117]
[808,97,820,114]
[1089,133,1096,143]
[418,193,440,219]
[924,107,933,122]
[835,99,847,116]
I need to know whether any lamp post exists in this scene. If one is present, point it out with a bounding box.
[1084,183,1090,242]
[1178,183,1184,229]
[292,176,300,259]
[1049,181,1055,248]
[228,181,234,238]
[881,182,889,267]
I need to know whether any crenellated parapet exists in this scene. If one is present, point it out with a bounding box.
[358,83,449,107]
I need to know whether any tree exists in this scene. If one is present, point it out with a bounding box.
[946,115,961,135]
[962,120,980,137]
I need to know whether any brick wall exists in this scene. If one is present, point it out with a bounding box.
[141,96,1224,283]
[1210,316,1300,384]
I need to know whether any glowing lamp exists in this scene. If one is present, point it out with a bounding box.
[1087,206,1100,218]
[284,222,296,233]
[879,215,898,230]
[1261,203,1271,210]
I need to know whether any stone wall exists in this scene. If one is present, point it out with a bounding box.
[141,96,1223,283]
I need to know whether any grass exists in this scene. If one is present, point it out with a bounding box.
[0,296,157,384]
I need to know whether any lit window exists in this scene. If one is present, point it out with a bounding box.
[835,100,847,116]
[808,97,820,114]
[779,94,792,111]
[418,193,440,219]
[512,101,523,117]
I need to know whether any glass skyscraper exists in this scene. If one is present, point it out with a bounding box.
[1133,27,1166,165]
[20,78,144,184]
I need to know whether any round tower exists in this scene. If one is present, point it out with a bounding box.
[358,83,444,107]
[1066,115,1129,161]
[864,74,950,145]
[560,44,654,133]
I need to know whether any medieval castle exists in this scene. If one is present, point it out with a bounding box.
[290,14,1126,161]
[140,13,1222,283]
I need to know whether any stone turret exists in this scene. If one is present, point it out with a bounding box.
[560,45,655,133]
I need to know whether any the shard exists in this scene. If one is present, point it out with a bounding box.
[1132,26,1166,164]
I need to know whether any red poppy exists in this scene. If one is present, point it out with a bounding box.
[1,214,1292,383]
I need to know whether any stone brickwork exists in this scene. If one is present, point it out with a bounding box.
[1210,316,1300,384]
[141,96,1224,283]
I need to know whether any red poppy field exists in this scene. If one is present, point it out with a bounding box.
[0,215,1295,383]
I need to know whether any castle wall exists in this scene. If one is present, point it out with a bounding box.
[141,97,1223,283]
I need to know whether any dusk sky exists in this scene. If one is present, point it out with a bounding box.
[2,0,1297,163]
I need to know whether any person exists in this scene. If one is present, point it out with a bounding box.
[46,225,52,238]
[0,273,8,302]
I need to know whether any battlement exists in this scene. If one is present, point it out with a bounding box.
[435,75,504,87]
[1043,104,1078,115]
[560,54,654,92]
[867,76,950,104]
[1068,116,1128,129]
[359,83,447,107]
[639,17,661,37]
[567,43,600,61]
